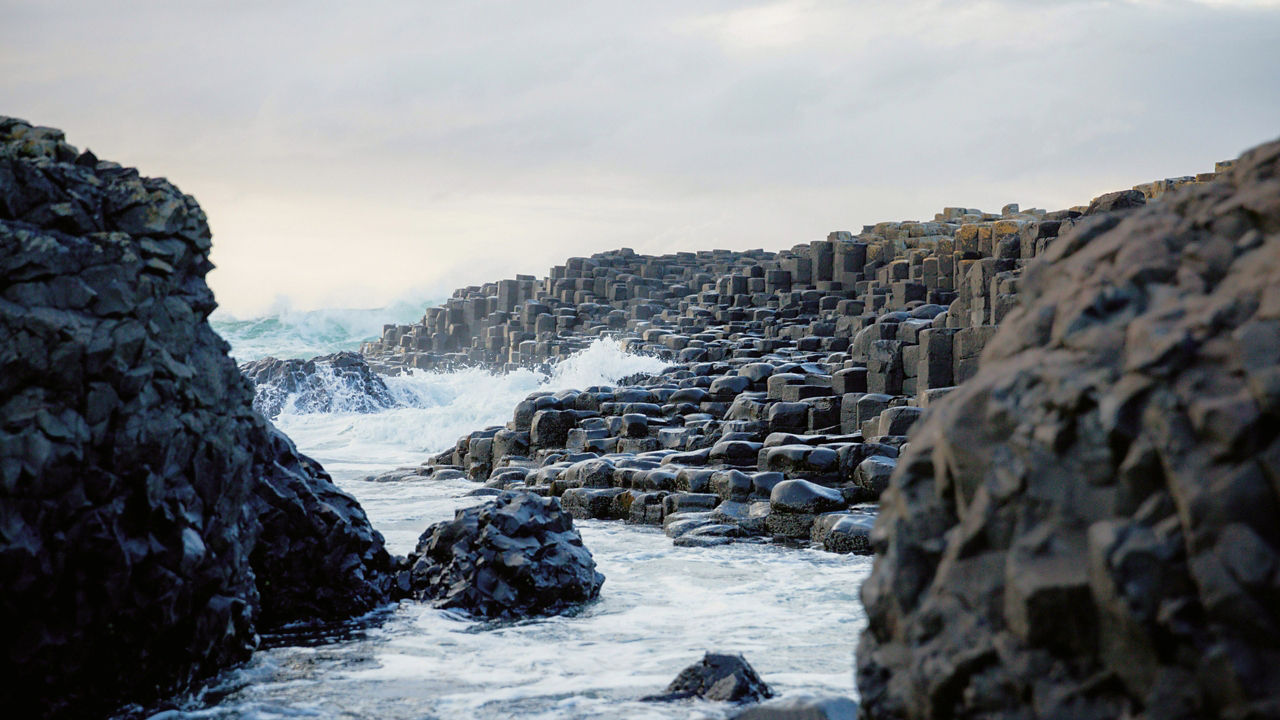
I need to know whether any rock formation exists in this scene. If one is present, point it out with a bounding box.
[3,109,1262,718]
[645,652,774,703]
[856,139,1280,719]
[398,491,605,618]
[0,117,393,718]
[240,350,397,418]
[355,145,1235,561]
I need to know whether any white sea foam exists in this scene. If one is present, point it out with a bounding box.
[272,338,669,469]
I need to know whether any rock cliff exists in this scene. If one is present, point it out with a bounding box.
[857,139,1280,718]
[0,118,392,718]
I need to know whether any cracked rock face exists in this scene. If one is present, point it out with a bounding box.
[857,138,1280,720]
[400,491,605,619]
[0,117,392,718]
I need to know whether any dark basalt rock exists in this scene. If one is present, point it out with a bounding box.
[857,138,1280,720]
[250,426,394,626]
[399,491,604,619]
[644,652,774,703]
[0,117,392,719]
[240,350,396,418]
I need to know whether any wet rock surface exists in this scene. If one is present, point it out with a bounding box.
[644,652,774,703]
[0,118,392,718]
[240,350,396,418]
[857,139,1280,719]
[398,491,605,619]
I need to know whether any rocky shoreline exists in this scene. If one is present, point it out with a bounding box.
[332,155,1243,564]
[352,137,1277,718]
[4,112,1277,720]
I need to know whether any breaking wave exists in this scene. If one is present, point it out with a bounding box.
[271,338,669,469]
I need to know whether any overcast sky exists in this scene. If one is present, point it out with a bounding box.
[3,0,1279,315]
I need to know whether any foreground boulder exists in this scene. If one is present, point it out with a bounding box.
[400,491,604,618]
[858,139,1280,719]
[644,652,774,703]
[0,117,392,718]
[250,427,394,625]
[240,350,396,418]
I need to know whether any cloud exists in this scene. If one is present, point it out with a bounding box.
[2,0,1278,314]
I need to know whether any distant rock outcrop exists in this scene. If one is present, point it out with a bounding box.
[857,138,1280,719]
[240,350,397,418]
[0,117,393,718]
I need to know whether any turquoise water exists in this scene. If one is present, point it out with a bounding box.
[210,298,440,362]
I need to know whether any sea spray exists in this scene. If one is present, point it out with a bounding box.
[273,338,668,468]
[212,296,441,362]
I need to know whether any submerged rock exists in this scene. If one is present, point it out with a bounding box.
[0,117,392,719]
[400,491,604,618]
[240,350,396,418]
[644,652,773,703]
[858,138,1280,719]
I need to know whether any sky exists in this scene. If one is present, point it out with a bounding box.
[3,0,1279,316]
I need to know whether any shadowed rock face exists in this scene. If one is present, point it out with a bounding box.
[401,491,604,619]
[0,118,392,718]
[240,350,397,418]
[857,139,1280,719]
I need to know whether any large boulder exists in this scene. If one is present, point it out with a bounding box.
[644,652,774,703]
[240,350,396,418]
[858,139,1280,719]
[732,694,859,720]
[400,491,604,618]
[0,117,392,718]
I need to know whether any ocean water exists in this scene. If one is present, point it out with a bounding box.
[210,297,439,363]
[164,311,870,719]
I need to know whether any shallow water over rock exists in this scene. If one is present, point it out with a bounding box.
[159,472,869,719]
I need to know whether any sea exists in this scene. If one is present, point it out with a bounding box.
[154,302,874,719]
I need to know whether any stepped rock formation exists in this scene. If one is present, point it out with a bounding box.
[0,118,393,718]
[358,144,1237,566]
[856,139,1280,719]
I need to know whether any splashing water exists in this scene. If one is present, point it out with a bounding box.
[211,296,440,362]
[272,338,670,472]
[178,313,867,719]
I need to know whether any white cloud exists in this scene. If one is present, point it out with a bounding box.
[2,0,1278,314]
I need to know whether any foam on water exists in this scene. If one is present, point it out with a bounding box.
[164,487,869,719]
[164,310,868,718]
[273,338,670,470]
